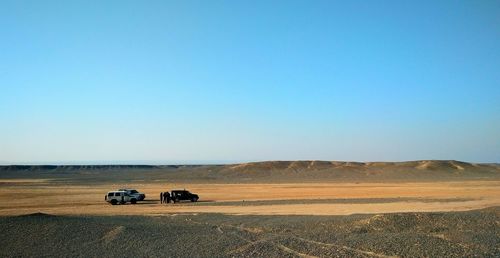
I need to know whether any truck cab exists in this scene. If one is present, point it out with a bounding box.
[118,188,146,201]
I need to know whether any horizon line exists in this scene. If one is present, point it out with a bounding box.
[1,159,499,166]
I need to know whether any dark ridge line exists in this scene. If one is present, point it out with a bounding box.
[0,165,170,171]
[0,164,228,171]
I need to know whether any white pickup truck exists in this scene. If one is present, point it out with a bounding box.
[105,191,138,205]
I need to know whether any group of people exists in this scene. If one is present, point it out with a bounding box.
[160,191,171,204]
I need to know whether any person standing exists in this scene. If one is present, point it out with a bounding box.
[166,191,171,204]
[160,192,163,204]
[162,191,168,204]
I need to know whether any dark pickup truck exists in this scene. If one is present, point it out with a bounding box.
[171,190,199,203]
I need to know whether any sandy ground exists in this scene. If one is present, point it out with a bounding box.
[0,180,499,216]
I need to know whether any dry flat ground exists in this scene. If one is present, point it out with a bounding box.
[0,180,499,216]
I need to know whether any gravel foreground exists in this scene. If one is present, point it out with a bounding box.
[1,207,499,258]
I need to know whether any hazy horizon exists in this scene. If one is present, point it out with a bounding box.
[1,158,499,166]
[1,1,499,164]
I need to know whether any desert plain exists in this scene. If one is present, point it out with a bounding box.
[1,160,499,257]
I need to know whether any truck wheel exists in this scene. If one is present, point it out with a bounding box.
[111,199,118,205]
[191,197,198,202]
[174,198,179,203]
[131,199,137,204]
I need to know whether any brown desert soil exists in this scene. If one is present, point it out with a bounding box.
[0,180,499,216]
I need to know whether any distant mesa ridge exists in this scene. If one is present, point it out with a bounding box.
[0,165,169,171]
[0,160,498,172]
[0,160,498,181]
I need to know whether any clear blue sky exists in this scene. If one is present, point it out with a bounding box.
[1,1,499,164]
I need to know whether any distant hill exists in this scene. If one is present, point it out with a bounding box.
[0,160,499,183]
[217,160,500,181]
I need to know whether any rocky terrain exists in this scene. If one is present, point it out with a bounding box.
[1,207,498,257]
